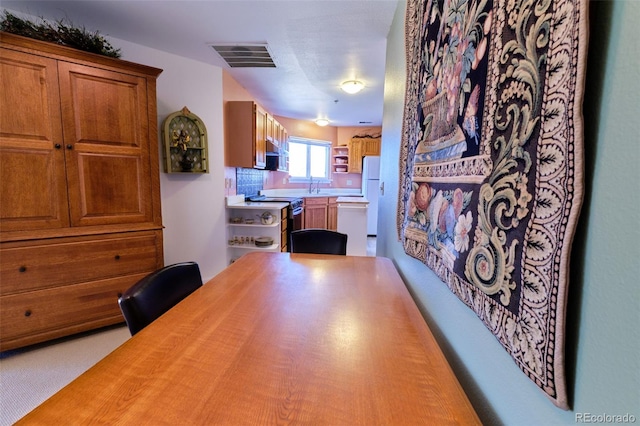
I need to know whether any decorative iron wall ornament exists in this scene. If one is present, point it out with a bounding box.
[397,0,588,408]
[162,106,208,173]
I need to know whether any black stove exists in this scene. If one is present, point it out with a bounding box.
[246,195,304,251]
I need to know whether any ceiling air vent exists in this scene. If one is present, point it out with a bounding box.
[210,44,276,68]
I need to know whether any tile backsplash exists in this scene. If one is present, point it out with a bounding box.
[236,168,263,198]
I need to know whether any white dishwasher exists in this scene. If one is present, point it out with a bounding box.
[336,197,369,256]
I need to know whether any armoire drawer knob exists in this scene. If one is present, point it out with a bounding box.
[19,266,27,273]
[24,310,32,317]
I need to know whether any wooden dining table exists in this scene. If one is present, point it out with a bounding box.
[18,252,480,425]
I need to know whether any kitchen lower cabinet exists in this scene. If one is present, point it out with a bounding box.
[0,32,164,351]
[280,207,288,252]
[327,197,339,231]
[303,197,328,229]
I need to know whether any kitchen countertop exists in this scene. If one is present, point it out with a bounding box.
[336,196,369,204]
[226,195,289,209]
[261,189,364,198]
[227,201,289,209]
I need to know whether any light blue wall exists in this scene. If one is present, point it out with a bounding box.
[378,1,640,424]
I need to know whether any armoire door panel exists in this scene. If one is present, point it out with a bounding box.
[58,62,148,148]
[0,48,69,232]
[0,48,62,142]
[57,61,153,227]
[69,152,151,226]
[0,148,70,232]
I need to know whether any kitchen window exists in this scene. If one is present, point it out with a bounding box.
[288,137,331,182]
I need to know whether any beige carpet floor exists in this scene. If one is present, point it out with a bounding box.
[0,325,130,425]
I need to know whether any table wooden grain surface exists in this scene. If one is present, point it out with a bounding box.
[19,252,480,425]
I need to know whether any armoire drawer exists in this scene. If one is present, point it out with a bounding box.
[0,272,148,349]
[0,232,161,295]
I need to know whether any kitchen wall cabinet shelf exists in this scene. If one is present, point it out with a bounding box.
[332,146,350,174]
[0,32,164,351]
[162,106,208,173]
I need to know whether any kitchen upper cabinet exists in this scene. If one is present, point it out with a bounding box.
[348,139,363,173]
[225,101,267,169]
[255,106,267,168]
[360,137,381,156]
[266,114,275,144]
[347,137,381,173]
[278,127,289,172]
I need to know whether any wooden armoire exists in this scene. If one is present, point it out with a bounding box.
[0,32,164,351]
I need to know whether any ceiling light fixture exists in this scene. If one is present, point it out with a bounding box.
[315,118,330,127]
[340,80,365,94]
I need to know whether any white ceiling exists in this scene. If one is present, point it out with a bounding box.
[2,0,400,127]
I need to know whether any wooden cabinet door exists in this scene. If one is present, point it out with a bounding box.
[265,114,275,143]
[327,198,338,231]
[57,62,154,227]
[255,105,267,169]
[361,138,381,156]
[279,128,288,172]
[304,198,328,229]
[0,48,70,233]
[304,205,327,229]
[348,140,363,173]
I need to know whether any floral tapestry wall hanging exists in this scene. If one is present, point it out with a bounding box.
[397,0,588,409]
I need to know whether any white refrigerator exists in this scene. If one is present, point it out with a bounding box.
[361,156,380,236]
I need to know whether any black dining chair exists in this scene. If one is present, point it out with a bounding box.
[118,261,203,335]
[289,229,348,255]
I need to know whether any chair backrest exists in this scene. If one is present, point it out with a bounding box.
[289,229,348,255]
[118,262,203,335]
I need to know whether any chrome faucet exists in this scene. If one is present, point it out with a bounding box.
[308,177,321,194]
